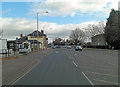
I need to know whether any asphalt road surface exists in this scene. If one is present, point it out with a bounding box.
[14,48,93,86]
[65,48,118,86]
[3,48,118,87]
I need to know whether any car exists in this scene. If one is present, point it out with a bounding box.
[52,46,56,49]
[66,46,71,49]
[19,48,28,54]
[75,46,82,51]
[56,45,61,48]
[0,49,7,54]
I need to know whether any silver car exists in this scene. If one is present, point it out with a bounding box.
[75,46,82,51]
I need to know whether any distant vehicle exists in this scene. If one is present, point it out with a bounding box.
[56,45,61,48]
[0,39,7,54]
[75,46,82,51]
[52,46,56,49]
[66,46,71,49]
[19,47,30,53]
[19,47,28,54]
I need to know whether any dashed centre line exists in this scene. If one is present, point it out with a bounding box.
[72,61,78,67]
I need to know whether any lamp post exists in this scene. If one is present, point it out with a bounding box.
[36,11,48,51]
[15,37,18,56]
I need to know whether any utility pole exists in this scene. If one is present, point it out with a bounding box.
[33,31,35,52]
[15,37,18,56]
[37,12,39,51]
[36,11,48,51]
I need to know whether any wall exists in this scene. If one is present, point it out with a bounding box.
[27,36,45,49]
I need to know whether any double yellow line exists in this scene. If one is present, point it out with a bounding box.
[6,61,40,87]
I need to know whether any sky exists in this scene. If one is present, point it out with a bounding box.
[1,0,119,43]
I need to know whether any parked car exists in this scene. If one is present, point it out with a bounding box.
[52,46,56,49]
[75,46,82,51]
[19,48,28,54]
[0,39,7,54]
[0,49,7,54]
[66,46,71,49]
[56,45,61,48]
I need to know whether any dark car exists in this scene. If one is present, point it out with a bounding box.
[56,45,61,48]
[66,46,71,49]
[75,46,82,51]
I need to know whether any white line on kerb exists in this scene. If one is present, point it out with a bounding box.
[82,72,96,87]
[72,61,77,67]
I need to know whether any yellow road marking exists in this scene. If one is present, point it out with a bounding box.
[8,61,40,87]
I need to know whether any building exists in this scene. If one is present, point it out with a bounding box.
[16,30,48,52]
[91,34,107,46]
[27,30,48,49]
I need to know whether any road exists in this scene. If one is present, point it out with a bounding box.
[3,48,119,87]
[13,48,93,86]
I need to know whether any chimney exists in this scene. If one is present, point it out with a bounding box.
[20,34,23,38]
[41,30,44,34]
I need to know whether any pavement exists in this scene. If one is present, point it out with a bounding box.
[2,48,119,87]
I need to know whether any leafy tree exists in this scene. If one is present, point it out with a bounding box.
[105,9,120,49]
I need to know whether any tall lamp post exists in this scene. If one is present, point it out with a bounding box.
[36,11,48,51]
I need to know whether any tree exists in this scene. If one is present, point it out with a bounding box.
[105,9,120,49]
[0,29,3,39]
[53,38,62,45]
[88,21,105,37]
[69,28,85,45]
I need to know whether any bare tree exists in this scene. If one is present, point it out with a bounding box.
[0,29,3,39]
[88,21,105,37]
[69,28,85,45]
[53,38,62,45]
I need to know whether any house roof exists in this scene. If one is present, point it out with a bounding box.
[7,40,15,43]
[17,36,28,44]
[27,30,46,37]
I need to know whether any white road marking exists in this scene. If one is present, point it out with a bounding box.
[103,61,115,66]
[55,51,59,54]
[74,54,77,55]
[82,72,96,87]
[79,65,113,71]
[72,61,78,67]
[85,71,118,77]
[93,79,118,85]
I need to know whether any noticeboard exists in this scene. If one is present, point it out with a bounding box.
[9,43,15,49]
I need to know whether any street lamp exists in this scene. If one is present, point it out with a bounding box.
[36,11,48,51]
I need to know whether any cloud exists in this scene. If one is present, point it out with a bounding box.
[28,0,118,17]
[71,12,76,17]
[1,17,104,42]
[2,0,44,2]
[119,1,120,10]
[2,9,12,14]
